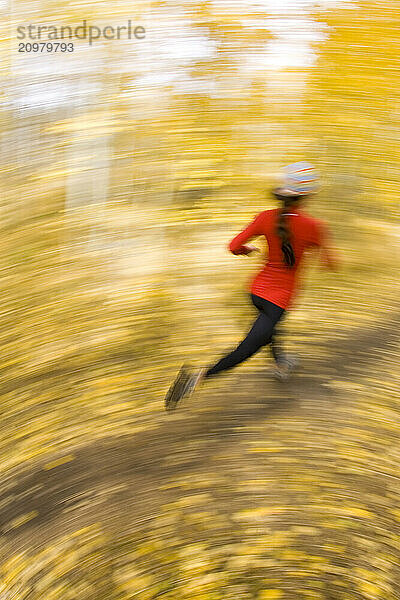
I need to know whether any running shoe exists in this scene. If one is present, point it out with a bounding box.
[272,354,299,382]
[165,364,191,411]
[165,366,206,411]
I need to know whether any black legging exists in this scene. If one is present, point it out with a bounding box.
[205,294,285,378]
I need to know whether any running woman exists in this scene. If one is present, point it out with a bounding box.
[165,162,339,411]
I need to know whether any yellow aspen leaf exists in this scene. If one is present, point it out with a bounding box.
[4,511,38,532]
[257,590,284,600]
[43,454,75,470]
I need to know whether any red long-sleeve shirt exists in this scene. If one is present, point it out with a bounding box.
[229,207,335,309]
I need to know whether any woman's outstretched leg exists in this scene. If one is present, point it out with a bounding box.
[204,311,276,378]
[166,312,276,410]
[165,295,284,411]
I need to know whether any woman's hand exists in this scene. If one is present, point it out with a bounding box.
[242,244,261,255]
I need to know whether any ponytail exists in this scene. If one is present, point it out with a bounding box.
[274,190,301,268]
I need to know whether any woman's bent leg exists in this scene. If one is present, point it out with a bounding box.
[252,294,286,364]
[270,328,285,364]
